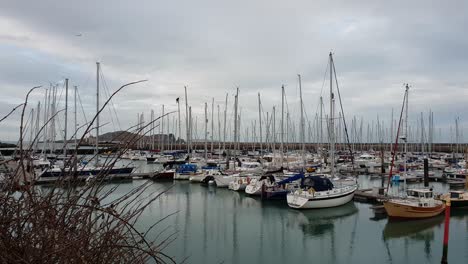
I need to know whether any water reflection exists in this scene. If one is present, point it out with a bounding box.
[202,184,208,263]
[383,216,443,241]
[382,216,444,262]
[285,202,358,263]
[36,171,468,264]
[183,182,190,260]
[291,202,358,237]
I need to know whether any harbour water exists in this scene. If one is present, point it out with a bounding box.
[94,161,468,264]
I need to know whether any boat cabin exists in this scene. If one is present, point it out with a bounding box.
[301,176,334,192]
[406,188,434,199]
[450,190,465,200]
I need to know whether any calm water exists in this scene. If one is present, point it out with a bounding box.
[103,161,468,263]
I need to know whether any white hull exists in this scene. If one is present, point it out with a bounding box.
[214,175,232,188]
[189,174,205,182]
[245,184,262,195]
[287,186,357,209]
[174,173,190,180]
[229,181,247,191]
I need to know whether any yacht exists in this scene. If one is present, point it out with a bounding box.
[287,175,357,209]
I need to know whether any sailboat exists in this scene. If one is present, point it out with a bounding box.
[39,63,134,180]
[383,84,445,219]
[287,53,358,209]
[260,75,307,200]
[245,175,277,196]
[287,175,357,209]
[261,172,304,200]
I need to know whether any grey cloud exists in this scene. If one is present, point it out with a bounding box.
[0,1,467,142]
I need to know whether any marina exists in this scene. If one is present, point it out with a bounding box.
[2,60,468,262]
[4,151,461,263]
[1,2,468,262]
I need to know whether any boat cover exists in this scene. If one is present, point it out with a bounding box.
[301,176,334,191]
[277,173,304,185]
[177,164,197,173]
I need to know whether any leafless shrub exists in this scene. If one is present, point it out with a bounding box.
[0,83,178,263]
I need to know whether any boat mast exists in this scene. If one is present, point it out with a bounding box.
[390,108,394,152]
[41,89,49,158]
[233,88,239,165]
[223,93,228,153]
[238,109,241,153]
[151,109,155,149]
[329,52,335,177]
[427,109,434,157]
[204,102,208,161]
[173,116,176,150]
[299,74,305,170]
[95,62,100,166]
[28,109,34,149]
[315,114,319,154]
[281,85,285,167]
[47,86,53,155]
[386,86,408,194]
[64,78,68,157]
[218,104,221,160]
[184,86,190,158]
[404,84,409,189]
[74,86,78,171]
[142,113,145,149]
[319,96,323,157]
[266,112,269,151]
[258,93,262,156]
[51,85,57,154]
[211,98,214,154]
[272,106,276,153]
[161,105,165,152]
[286,112,289,153]
[177,97,181,150]
[137,113,141,149]
[74,86,77,151]
[169,116,173,150]
[34,101,41,152]
[455,117,459,156]
[420,112,424,154]
[189,106,192,154]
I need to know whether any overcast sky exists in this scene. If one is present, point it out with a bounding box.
[0,0,467,143]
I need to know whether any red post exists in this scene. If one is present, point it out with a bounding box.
[441,198,450,264]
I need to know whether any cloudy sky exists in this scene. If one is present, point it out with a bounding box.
[0,0,467,143]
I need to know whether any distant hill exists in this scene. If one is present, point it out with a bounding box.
[98,131,138,142]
